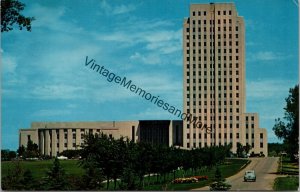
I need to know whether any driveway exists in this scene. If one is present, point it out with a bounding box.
[192,157,279,190]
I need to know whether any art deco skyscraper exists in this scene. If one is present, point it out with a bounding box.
[183,3,267,155]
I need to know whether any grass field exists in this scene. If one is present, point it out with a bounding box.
[273,176,299,191]
[1,159,84,179]
[273,157,299,191]
[280,158,299,175]
[1,158,249,190]
[143,158,250,190]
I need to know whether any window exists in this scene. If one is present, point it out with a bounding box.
[236,133,239,139]
[187,143,190,148]
[260,143,263,148]
[218,11,220,15]
[223,10,226,15]
[229,10,232,15]
[187,133,190,139]
[193,11,195,16]
[64,143,67,147]
[260,133,263,138]
[204,11,206,16]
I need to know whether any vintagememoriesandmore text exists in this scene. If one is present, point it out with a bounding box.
[85,56,212,133]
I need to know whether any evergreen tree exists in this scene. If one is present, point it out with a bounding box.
[44,157,68,190]
[209,167,231,191]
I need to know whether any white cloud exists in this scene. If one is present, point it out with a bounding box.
[29,4,83,33]
[100,0,137,15]
[30,84,85,100]
[113,4,136,15]
[31,109,72,117]
[247,79,293,99]
[248,51,290,61]
[130,107,176,120]
[130,52,161,65]
[2,55,17,74]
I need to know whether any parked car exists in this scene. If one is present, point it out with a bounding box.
[244,170,256,182]
[57,155,68,160]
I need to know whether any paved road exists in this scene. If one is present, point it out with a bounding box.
[193,157,279,191]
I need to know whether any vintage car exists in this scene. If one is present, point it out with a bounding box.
[244,170,256,182]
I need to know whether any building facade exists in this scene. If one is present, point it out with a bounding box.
[19,120,183,156]
[183,3,267,155]
[19,3,268,157]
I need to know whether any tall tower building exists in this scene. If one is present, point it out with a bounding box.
[183,3,267,155]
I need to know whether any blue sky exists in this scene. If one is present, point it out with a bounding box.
[2,0,299,150]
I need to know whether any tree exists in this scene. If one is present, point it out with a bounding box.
[2,160,24,190]
[80,160,104,190]
[273,85,299,161]
[209,167,231,191]
[17,145,25,157]
[1,0,34,32]
[59,149,81,159]
[244,143,252,154]
[26,139,39,158]
[1,149,16,161]
[236,142,244,157]
[43,157,68,190]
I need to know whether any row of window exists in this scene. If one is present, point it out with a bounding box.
[191,10,232,17]
[187,77,239,84]
[187,26,239,33]
[187,85,240,91]
[187,69,240,76]
[186,41,239,48]
[187,48,239,55]
[187,99,239,106]
[190,18,234,25]
[187,132,260,140]
[186,107,240,114]
[187,49,240,55]
[186,142,263,149]
[187,93,240,99]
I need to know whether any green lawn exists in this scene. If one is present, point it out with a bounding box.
[273,176,299,191]
[143,159,250,190]
[2,158,249,191]
[278,157,299,175]
[1,159,84,179]
[274,157,299,191]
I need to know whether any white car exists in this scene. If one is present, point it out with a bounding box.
[244,170,256,182]
[57,155,68,160]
